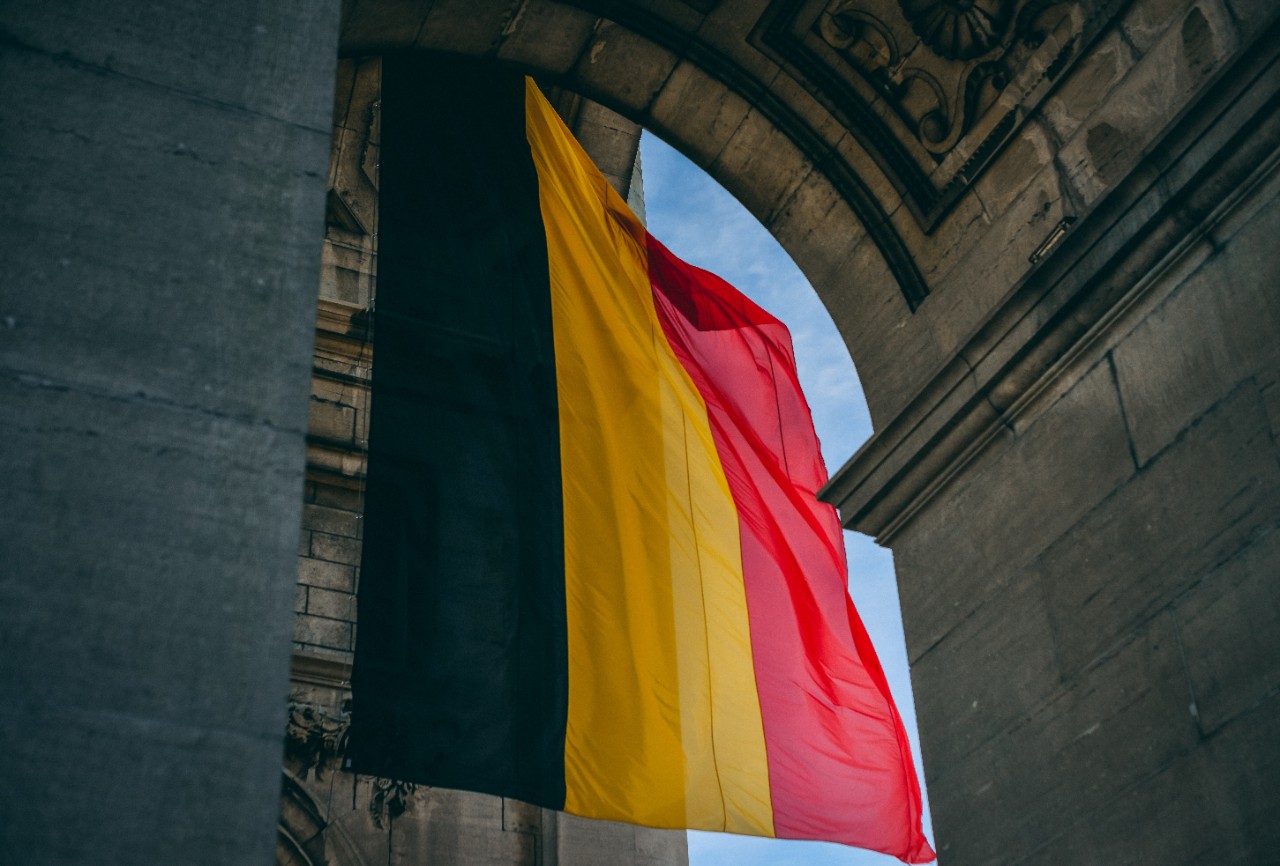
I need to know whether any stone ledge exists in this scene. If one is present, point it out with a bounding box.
[820,13,1280,542]
[291,651,356,688]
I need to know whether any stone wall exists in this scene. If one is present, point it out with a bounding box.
[824,17,1280,860]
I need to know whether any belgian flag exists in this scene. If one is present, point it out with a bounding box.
[348,54,934,864]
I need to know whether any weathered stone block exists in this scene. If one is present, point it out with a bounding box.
[830,244,940,427]
[556,812,639,860]
[1112,180,1280,462]
[0,702,288,866]
[294,614,352,651]
[298,557,356,592]
[418,0,520,55]
[930,612,1198,862]
[1040,29,1138,142]
[495,0,599,74]
[648,61,756,174]
[308,399,357,442]
[971,119,1060,223]
[1039,381,1280,675]
[1120,0,1199,53]
[312,481,366,511]
[911,572,1060,776]
[303,503,362,538]
[1017,690,1280,864]
[0,48,327,429]
[569,21,679,115]
[306,586,357,621]
[1176,526,1280,734]
[766,170,851,283]
[895,361,1134,661]
[340,0,431,51]
[1223,0,1280,34]
[0,0,339,130]
[1056,0,1238,205]
[0,377,305,729]
[708,108,813,230]
[311,531,363,566]
[634,825,688,863]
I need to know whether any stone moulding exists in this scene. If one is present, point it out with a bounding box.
[819,17,1280,541]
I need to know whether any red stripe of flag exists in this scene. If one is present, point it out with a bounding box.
[644,235,934,863]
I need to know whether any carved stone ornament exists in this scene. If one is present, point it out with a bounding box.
[754,0,1129,227]
[368,778,417,829]
[285,700,351,781]
[898,0,1014,60]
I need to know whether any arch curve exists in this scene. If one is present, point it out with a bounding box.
[337,0,924,342]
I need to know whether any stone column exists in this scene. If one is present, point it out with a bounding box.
[0,3,341,863]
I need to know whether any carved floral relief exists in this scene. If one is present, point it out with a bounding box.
[816,0,1082,157]
[755,0,1127,228]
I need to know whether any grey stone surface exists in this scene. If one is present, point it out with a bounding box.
[553,812,689,866]
[927,612,1200,862]
[1176,525,1280,734]
[299,557,357,592]
[2,48,329,427]
[1038,381,1280,676]
[0,377,310,732]
[911,570,1061,780]
[0,0,337,130]
[1112,174,1280,463]
[0,4,339,866]
[496,0,599,75]
[1016,691,1280,864]
[5,2,1278,864]
[2,702,292,866]
[895,361,1135,662]
[569,20,679,115]
[648,61,756,170]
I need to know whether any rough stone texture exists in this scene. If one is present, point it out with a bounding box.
[1111,172,1280,463]
[895,361,1136,663]
[1038,382,1280,676]
[0,4,340,866]
[495,0,599,75]
[1177,526,1280,734]
[889,64,1280,863]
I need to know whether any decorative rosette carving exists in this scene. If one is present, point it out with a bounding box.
[285,700,351,780]
[898,0,1014,60]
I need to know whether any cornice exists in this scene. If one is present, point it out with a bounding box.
[291,651,355,688]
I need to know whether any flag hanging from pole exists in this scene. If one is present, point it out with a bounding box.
[348,54,934,864]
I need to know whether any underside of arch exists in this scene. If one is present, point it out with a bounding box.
[336,0,1136,314]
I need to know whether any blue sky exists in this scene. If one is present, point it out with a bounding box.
[638,132,936,866]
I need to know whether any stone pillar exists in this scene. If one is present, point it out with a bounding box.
[0,3,341,864]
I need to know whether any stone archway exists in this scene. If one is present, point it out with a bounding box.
[314,3,1280,863]
[4,1,1278,864]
